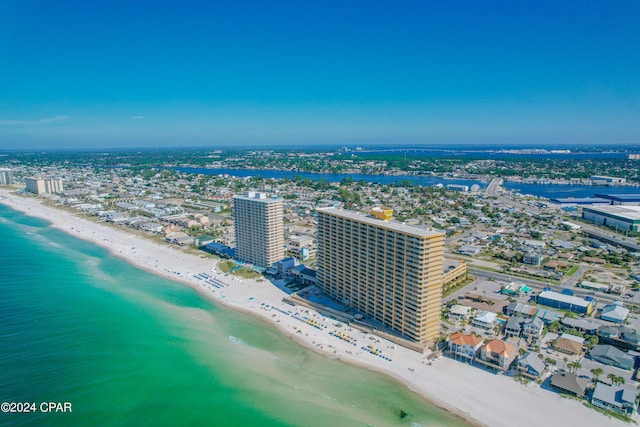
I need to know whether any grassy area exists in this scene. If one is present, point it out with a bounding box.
[565,265,580,277]
[234,267,261,279]
[216,260,261,279]
[218,260,235,273]
[583,402,633,423]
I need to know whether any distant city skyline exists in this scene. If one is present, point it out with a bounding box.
[1,1,639,149]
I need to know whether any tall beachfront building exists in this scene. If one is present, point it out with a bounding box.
[0,168,13,185]
[316,207,445,343]
[24,177,64,195]
[233,192,285,269]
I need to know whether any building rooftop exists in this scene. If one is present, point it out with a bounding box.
[233,192,283,203]
[538,291,592,308]
[482,339,516,357]
[550,197,611,205]
[317,207,444,238]
[583,205,640,221]
[592,383,637,410]
[594,193,640,203]
[449,332,482,347]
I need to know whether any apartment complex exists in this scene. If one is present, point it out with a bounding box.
[24,177,64,195]
[316,207,445,343]
[233,192,284,269]
[0,168,13,185]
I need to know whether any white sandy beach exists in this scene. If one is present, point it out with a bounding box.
[0,188,629,427]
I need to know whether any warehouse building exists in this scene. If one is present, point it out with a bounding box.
[582,206,640,232]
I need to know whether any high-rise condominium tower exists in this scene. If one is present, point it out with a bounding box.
[233,192,284,269]
[316,207,444,343]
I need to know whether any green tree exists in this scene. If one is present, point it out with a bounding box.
[567,361,582,373]
[591,368,603,383]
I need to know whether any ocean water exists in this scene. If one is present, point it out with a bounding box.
[0,204,468,427]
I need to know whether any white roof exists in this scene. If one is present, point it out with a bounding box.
[602,304,630,320]
[585,205,640,221]
[559,333,585,344]
[475,311,497,323]
[450,305,471,315]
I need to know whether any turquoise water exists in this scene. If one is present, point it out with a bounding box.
[0,204,468,427]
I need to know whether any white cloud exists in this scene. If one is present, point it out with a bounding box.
[132,115,146,120]
[0,115,72,126]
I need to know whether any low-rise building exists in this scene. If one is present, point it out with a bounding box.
[448,305,472,323]
[551,372,589,397]
[504,302,538,318]
[589,345,634,371]
[504,317,523,338]
[480,339,517,371]
[561,317,599,334]
[521,317,544,345]
[582,205,640,233]
[523,251,543,266]
[601,303,630,324]
[442,258,467,287]
[471,311,497,330]
[448,332,483,361]
[517,351,547,379]
[554,334,584,355]
[598,326,640,351]
[457,245,480,256]
[290,265,317,285]
[591,383,637,415]
[537,291,594,315]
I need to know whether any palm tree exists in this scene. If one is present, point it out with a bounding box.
[591,368,603,383]
[567,361,582,373]
[608,373,625,386]
[562,356,568,371]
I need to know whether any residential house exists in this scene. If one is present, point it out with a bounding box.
[504,317,523,339]
[504,302,538,318]
[472,311,497,331]
[448,332,483,361]
[138,221,164,233]
[551,372,589,397]
[480,339,517,371]
[448,305,472,323]
[523,251,543,266]
[536,308,563,325]
[598,326,640,351]
[458,245,481,256]
[554,334,585,355]
[517,351,547,379]
[589,345,635,371]
[521,317,544,345]
[561,317,599,335]
[591,383,637,415]
[601,304,630,324]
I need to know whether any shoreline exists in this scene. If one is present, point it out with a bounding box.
[0,188,628,427]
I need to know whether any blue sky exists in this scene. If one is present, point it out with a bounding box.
[0,1,639,149]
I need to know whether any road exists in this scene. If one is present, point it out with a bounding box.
[485,177,503,197]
